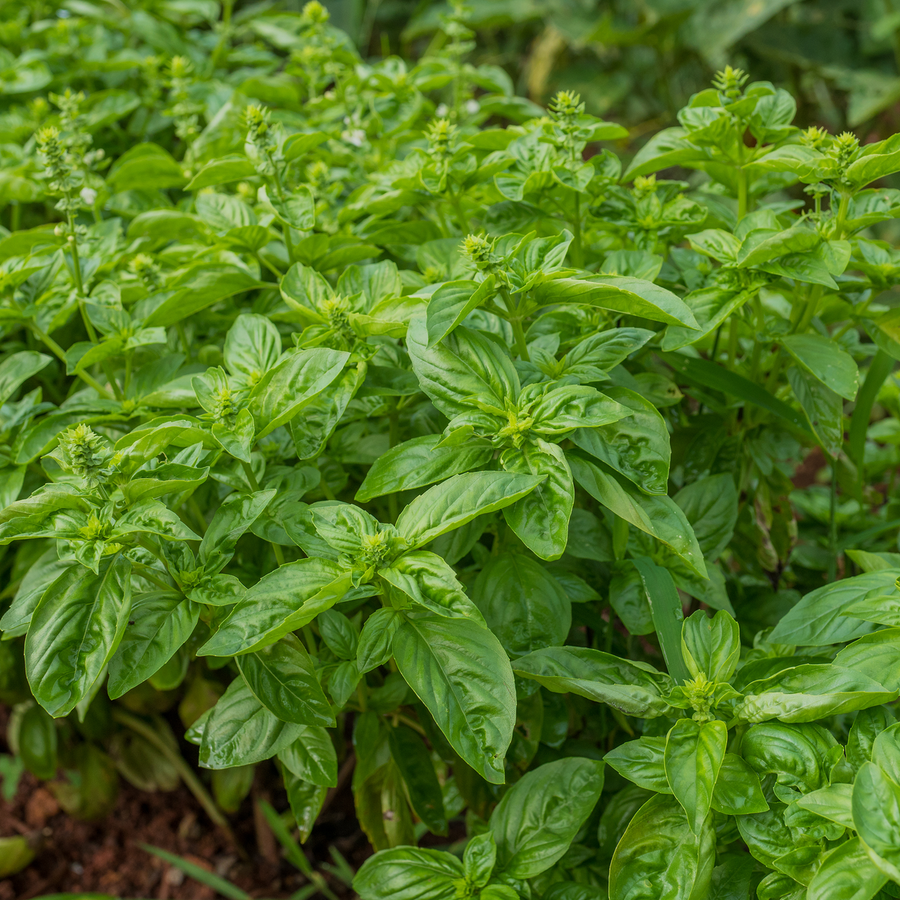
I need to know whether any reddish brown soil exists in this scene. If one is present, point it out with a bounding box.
[0,710,371,899]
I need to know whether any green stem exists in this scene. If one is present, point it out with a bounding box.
[111,710,244,856]
[240,458,261,491]
[572,192,584,268]
[737,167,748,220]
[28,322,112,398]
[834,191,852,239]
[828,463,839,582]
[510,318,530,361]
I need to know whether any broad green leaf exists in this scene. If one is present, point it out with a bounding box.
[185,154,257,190]
[664,718,726,833]
[354,847,464,900]
[0,351,51,406]
[781,334,859,400]
[770,571,899,645]
[249,347,349,439]
[490,757,604,879]
[379,550,483,621]
[107,591,198,699]
[787,365,843,458]
[392,615,515,784]
[236,638,334,726]
[512,646,673,717]
[199,489,275,573]
[532,276,699,329]
[571,386,670,495]
[609,794,715,900]
[199,678,304,768]
[426,276,496,346]
[681,610,740,683]
[806,837,888,900]
[198,558,351,657]
[605,736,670,793]
[472,553,571,656]
[500,440,573,560]
[570,452,707,578]
[356,435,492,501]
[735,665,896,723]
[25,555,132,718]
[395,471,542,548]
[406,317,519,417]
[143,264,263,327]
[388,725,448,836]
[673,474,738,560]
[710,753,768,816]
[277,725,338,786]
[852,762,900,883]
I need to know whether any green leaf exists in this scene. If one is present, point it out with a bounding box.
[25,555,132,718]
[356,435,492,501]
[143,264,263,327]
[605,736,670,793]
[107,591,198,699]
[664,718,726,833]
[406,317,519,418]
[570,453,707,578]
[769,571,899,645]
[472,553,571,657]
[0,351,51,407]
[378,550,483,621]
[185,155,257,190]
[395,471,542,548]
[710,753,768,816]
[681,610,740,683]
[735,664,896,723]
[236,637,334,726]
[388,725,448,835]
[571,386,670,495]
[852,762,900,883]
[609,794,715,900]
[673,474,738,560]
[781,334,859,400]
[632,559,692,684]
[277,725,338,786]
[354,847,464,900]
[490,757,605,879]
[500,440,573,560]
[426,276,497,346]
[248,347,349,439]
[198,558,351,657]
[664,354,812,436]
[392,615,515,784]
[532,276,699,329]
[199,489,276,573]
[264,184,315,231]
[787,365,843,458]
[199,677,304,768]
[806,837,888,900]
[107,143,185,191]
[512,646,673,717]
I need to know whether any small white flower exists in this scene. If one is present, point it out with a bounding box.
[342,129,366,147]
[466,99,480,115]
[436,103,449,117]
[80,187,98,205]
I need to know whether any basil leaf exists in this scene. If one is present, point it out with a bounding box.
[392,615,515,784]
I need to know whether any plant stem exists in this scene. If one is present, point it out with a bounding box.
[28,322,112,398]
[572,192,584,268]
[828,462,839,582]
[111,709,244,856]
[510,318,530,361]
